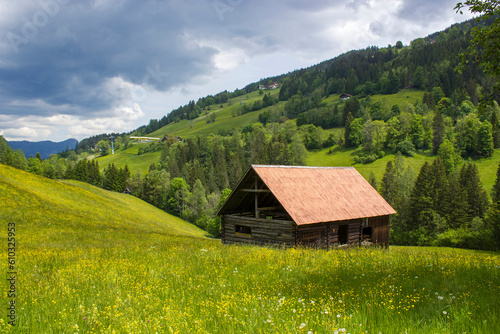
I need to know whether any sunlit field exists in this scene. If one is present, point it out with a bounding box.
[1,165,499,333]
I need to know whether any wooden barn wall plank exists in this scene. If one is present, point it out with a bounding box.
[222,214,296,246]
[222,214,390,249]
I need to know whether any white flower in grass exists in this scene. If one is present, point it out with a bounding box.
[443,310,448,315]
[299,323,306,329]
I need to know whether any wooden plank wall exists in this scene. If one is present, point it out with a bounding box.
[222,215,296,246]
[297,219,364,248]
[221,215,389,248]
[296,223,328,247]
[368,215,390,245]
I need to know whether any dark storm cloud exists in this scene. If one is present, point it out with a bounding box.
[0,0,339,119]
[0,0,220,116]
[0,0,475,141]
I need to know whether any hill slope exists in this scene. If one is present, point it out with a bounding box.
[0,167,498,333]
[0,164,208,246]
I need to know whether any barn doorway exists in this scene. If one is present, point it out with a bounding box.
[362,227,373,241]
[338,224,348,244]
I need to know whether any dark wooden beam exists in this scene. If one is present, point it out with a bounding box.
[257,206,283,212]
[254,178,259,218]
[240,189,271,193]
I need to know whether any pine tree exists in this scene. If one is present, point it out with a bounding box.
[491,109,500,148]
[344,112,354,148]
[408,162,434,230]
[343,97,360,123]
[442,172,469,229]
[88,160,101,187]
[103,164,118,191]
[491,163,500,203]
[118,165,131,192]
[422,92,435,110]
[431,158,448,216]
[459,162,489,219]
[432,111,445,154]
[413,66,425,89]
[369,172,377,190]
[380,161,396,205]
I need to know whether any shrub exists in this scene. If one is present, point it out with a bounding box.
[354,151,385,164]
[433,227,494,250]
[396,140,416,156]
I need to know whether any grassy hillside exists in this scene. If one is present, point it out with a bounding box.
[0,164,208,246]
[1,164,499,332]
[96,89,426,173]
[368,89,425,110]
[96,143,160,174]
[308,147,500,193]
[149,89,282,139]
[93,87,499,196]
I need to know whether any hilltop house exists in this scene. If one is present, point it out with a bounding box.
[267,82,279,89]
[258,82,280,90]
[217,165,396,248]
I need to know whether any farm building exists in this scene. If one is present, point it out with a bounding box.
[217,165,396,248]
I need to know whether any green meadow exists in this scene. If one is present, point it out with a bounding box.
[1,164,499,333]
[148,89,282,139]
[96,143,160,174]
[308,148,500,194]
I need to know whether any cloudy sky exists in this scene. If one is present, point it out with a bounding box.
[0,0,474,142]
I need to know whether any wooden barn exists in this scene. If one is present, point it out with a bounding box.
[217,165,396,248]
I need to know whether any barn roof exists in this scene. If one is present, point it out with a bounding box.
[218,165,396,226]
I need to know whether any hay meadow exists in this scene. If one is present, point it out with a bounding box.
[1,165,499,333]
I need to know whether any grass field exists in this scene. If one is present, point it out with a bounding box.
[148,89,282,139]
[95,89,433,177]
[308,147,500,194]
[1,164,499,333]
[96,143,161,174]
[368,89,426,111]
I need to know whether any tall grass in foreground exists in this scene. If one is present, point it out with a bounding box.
[2,241,499,333]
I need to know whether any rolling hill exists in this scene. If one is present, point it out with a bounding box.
[0,163,208,246]
[1,162,498,333]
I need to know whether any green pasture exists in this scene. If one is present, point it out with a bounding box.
[308,147,500,194]
[96,143,161,174]
[1,165,499,333]
[368,89,426,110]
[149,89,282,139]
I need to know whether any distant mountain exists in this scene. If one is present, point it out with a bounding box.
[7,138,78,159]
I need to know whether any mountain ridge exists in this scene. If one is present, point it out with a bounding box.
[7,138,78,159]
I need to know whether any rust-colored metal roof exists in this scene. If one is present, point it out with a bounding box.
[251,165,396,225]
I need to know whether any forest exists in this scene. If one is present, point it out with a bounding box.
[2,13,500,250]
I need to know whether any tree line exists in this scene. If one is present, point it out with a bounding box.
[379,154,500,250]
